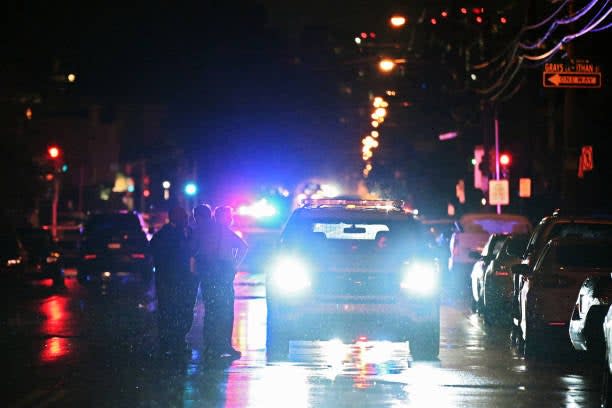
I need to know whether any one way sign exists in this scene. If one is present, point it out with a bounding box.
[543,72,601,88]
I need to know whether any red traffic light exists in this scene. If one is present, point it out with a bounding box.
[500,153,511,166]
[48,146,60,159]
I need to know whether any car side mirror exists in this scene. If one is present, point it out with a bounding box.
[469,250,482,260]
[511,264,529,276]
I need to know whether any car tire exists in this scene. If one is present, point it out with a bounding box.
[522,325,540,360]
[410,321,440,361]
[584,306,609,357]
[266,304,291,361]
[602,357,612,408]
[477,285,485,316]
[470,297,478,314]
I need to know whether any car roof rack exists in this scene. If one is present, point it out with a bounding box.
[301,198,405,211]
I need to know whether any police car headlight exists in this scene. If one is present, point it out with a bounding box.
[269,255,311,294]
[400,261,438,295]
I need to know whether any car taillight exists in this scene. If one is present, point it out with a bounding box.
[495,271,510,276]
[131,253,146,259]
[83,254,97,260]
[495,266,510,277]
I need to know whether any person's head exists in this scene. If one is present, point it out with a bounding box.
[193,203,212,224]
[214,205,234,227]
[168,206,188,228]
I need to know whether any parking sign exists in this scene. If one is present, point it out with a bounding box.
[489,179,509,205]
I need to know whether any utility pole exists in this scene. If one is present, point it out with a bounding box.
[51,176,60,240]
[494,107,501,215]
[561,0,577,208]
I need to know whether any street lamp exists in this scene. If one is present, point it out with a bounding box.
[390,15,406,28]
[379,59,396,73]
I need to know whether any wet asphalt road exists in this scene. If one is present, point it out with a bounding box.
[2,272,603,408]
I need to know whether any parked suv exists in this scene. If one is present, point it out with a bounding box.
[511,211,612,326]
[266,199,440,361]
[78,211,152,287]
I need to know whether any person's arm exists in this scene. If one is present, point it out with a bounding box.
[231,231,249,267]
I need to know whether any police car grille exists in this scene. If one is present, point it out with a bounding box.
[313,272,400,298]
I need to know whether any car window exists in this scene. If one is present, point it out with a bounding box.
[282,215,427,254]
[506,235,529,258]
[85,214,144,234]
[533,221,612,254]
[556,244,612,268]
[533,245,552,273]
[492,238,506,256]
[460,217,531,234]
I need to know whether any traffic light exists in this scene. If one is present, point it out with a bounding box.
[48,146,61,159]
[500,153,511,166]
[184,182,198,196]
[500,152,511,178]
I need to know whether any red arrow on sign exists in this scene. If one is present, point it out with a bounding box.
[548,74,561,86]
[543,72,602,88]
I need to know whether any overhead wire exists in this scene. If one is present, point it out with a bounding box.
[522,2,611,60]
[519,0,602,49]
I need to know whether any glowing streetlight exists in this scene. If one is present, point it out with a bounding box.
[390,16,406,28]
[67,73,76,83]
[378,59,396,73]
[162,180,171,189]
[371,120,380,128]
[374,107,387,118]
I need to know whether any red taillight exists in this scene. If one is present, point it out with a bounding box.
[357,336,368,342]
[547,321,567,327]
[131,253,146,259]
[495,270,510,276]
[83,254,97,260]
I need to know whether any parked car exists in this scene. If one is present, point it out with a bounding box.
[469,233,509,313]
[482,233,529,324]
[0,229,29,285]
[569,275,612,355]
[266,198,440,361]
[78,211,153,287]
[17,227,64,286]
[513,237,612,358]
[512,211,612,327]
[449,213,531,294]
[519,211,612,271]
[0,227,64,287]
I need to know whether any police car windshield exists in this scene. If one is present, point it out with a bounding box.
[282,215,428,253]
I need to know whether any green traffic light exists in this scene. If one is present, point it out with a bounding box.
[61,164,68,172]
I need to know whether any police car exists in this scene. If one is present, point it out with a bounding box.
[265,199,441,360]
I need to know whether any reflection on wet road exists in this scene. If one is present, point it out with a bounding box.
[3,274,602,407]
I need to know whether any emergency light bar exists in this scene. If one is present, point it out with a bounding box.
[301,198,405,211]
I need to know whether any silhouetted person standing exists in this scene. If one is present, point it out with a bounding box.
[191,204,222,356]
[210,205,248,359]
[150,206,198,356]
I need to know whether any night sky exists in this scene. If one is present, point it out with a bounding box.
[2,1,611,215]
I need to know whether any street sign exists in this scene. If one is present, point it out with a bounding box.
[578,145,594,178]
[519,178,531,198]
[543,72,601,88]
[489,179,509,206]
[543,60,602,89]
